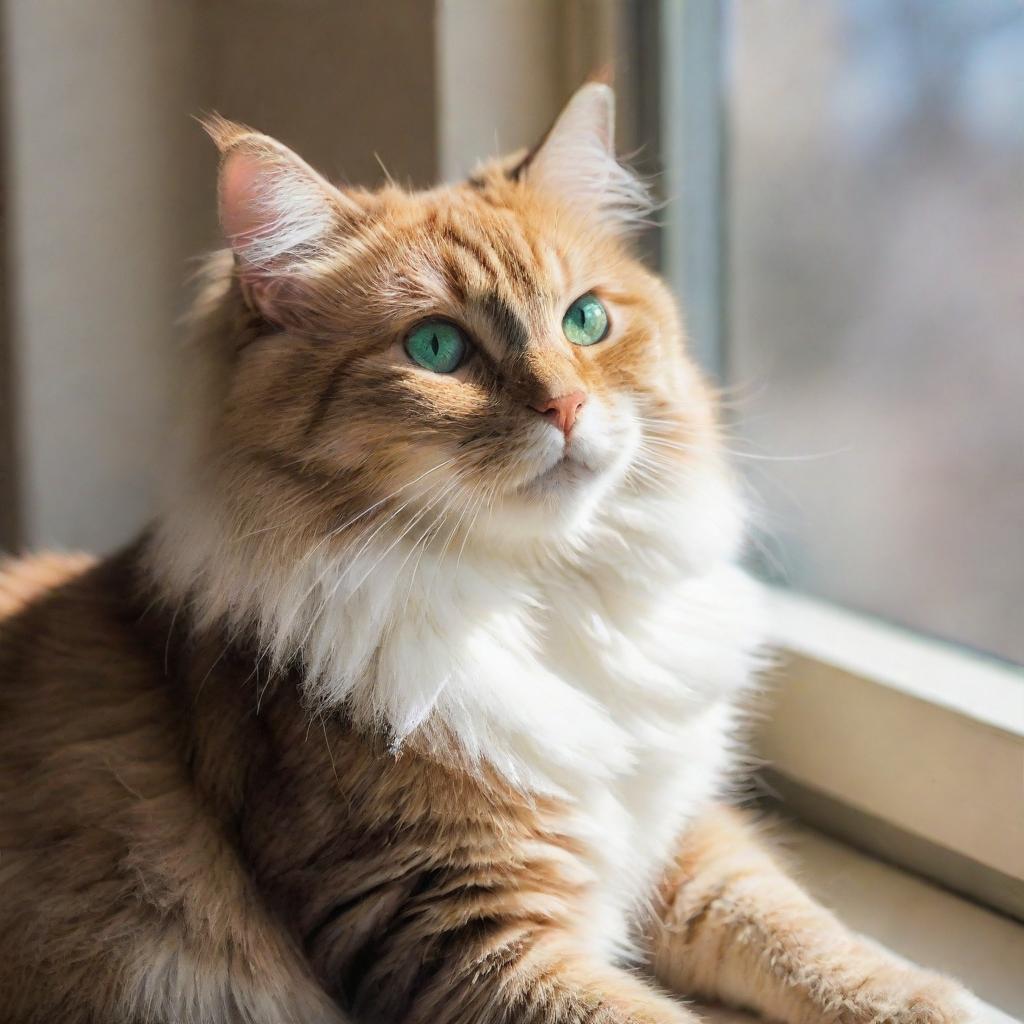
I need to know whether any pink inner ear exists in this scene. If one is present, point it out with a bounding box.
[214,134,344,325]
[219,150,273,253]
[219,151,282,321]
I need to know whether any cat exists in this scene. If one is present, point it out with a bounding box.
[0,83,976,1024]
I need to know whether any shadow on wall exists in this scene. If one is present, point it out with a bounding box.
[2,1,441,554]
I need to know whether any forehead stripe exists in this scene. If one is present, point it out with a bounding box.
[443,225,501,282]
[493,235,535,294]
[438,253,468,305]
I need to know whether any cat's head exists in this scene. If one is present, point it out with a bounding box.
[175,84,731,567]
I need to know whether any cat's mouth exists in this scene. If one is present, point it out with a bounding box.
[517,450,599,496]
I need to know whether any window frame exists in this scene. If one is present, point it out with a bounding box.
[760,589,1024,920]
[650,0,1024,921]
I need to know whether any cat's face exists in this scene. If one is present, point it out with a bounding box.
[202,86,718,552]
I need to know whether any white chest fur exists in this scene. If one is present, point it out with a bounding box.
[533,561,764,961]
[557,698,743,960]
[153,465,765,962]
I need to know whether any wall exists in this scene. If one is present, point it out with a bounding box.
[1,0,442,553]
[436,0,563,182]
[3,1,207,552]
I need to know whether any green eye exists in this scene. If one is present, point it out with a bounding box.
[562,293,609,347]
[405,320,466,373]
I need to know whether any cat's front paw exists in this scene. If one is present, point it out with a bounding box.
[822,965,977,1024]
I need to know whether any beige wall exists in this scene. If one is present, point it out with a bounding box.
[205,1,439,190]
[437,0,641,181]
[437,0,563,181]
[3,0,208,552]
[2,0,442,553]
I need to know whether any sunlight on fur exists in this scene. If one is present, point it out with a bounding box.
[0,83,978,1024]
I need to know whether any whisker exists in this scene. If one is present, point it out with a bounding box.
[291,473,458,660]
[395,475,468,614]
[348,473,463,599]
[276,459,468,649]
[642,434,852,464]
[235,453,463,542]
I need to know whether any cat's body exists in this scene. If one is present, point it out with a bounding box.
[0,525,752,1023]
[0,85,974,1024]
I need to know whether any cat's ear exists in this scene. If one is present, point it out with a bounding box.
[203,115,357,324]
[521,82,650,231]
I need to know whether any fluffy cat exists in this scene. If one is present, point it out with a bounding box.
[0,83,975,1024]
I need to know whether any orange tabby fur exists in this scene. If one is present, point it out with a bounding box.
[0,85,973,1024]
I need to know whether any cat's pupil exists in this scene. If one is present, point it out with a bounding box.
[431,334,440,356]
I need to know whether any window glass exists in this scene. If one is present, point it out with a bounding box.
[726,0,1024,663]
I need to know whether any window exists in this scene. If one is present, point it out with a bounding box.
[654,0,1024,922]
[727,0,1024,666]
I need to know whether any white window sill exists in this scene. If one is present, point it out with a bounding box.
[697,822,1023,1023]
[755,588,1024,920]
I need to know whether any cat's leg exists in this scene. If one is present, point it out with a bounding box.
[366,929,700,1024]
[649,806,974,1024]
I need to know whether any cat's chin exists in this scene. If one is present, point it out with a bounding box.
[482,455,618,544]
[517,453,597,497]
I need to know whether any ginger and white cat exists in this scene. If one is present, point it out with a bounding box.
[0,84,975,1024]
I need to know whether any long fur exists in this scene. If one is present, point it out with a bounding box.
[0,85,975,1024]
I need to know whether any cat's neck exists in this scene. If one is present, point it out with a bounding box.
[147,462,759,794]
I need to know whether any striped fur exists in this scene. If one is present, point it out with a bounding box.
[0,84,975,1024]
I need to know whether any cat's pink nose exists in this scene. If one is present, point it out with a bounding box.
[530,390,587,438]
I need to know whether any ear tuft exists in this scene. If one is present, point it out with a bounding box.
[523,83,651,232]
[199,113,255,154]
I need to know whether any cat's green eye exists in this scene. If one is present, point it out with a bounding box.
[562,293,609,347]
[405,320,467,374]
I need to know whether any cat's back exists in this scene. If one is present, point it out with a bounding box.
[0,548,96,619]
[0,541,184,782]
[0,549,111,730]
[0,546,157,714]
[0,543,180,837]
